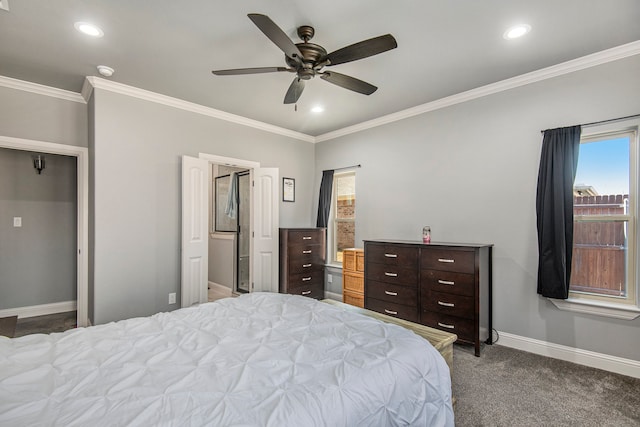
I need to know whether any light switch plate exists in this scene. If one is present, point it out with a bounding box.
[168,293,176,304]
[13,217,22,227]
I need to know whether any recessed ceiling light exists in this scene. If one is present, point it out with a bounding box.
[74,21,104,37]
[311,105,324,113]
[503,24,531,40]
[97,65,115,77]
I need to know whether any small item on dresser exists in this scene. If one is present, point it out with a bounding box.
[423,226,431,244]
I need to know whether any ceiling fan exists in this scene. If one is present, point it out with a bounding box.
[212,14,398,104]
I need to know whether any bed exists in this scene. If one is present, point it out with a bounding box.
[0,293,455,426]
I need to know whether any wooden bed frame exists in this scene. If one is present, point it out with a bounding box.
[321,299,457,376]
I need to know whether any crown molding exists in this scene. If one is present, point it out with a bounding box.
[3,40,639,143]
[316,40,640,142]
[84,77,315,143]
[0,75,86,103]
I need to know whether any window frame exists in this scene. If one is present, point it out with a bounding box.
[551,121,640,319]
[328,171,356,265]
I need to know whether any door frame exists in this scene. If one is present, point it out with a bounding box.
[0,135,89,327]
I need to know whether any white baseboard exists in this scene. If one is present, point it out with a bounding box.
[497,331,640,379]
[208,281,232,296]
[324,291,342,302]
[0,300,77,319]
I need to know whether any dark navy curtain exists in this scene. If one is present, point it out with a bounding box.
[316,170,334,228]
[536,125,581,299]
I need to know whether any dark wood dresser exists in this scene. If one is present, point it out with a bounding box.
[364,239,493,356]
[279,228,326,299]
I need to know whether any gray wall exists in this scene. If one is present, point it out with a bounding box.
[91,88,315,324]
[0,86,88,147]
[314,55,640,362]
[0,148,77,309]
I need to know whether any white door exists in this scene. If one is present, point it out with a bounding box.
[181,155,209,307]
[251,168,279,293]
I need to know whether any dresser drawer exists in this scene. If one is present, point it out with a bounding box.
[288,258,323,275]
[288,271,324,288]
[343,271,364,293]
[423,290,474,319]
[286,229,324,246]
[421,269,475,296]
[367,280,418,307]
[288,244,324,261]
[366,244,418,268]
[343,249,364,272]
[366,262,418,286]
[421,248,475,273]
[343,290,364,308]
[287,282,324,299]
[421,311,474,342]
[366,298,418,322]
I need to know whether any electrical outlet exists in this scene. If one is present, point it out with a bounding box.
[168,293,176,304]
[327,274,333,283]
[13,217,22,227]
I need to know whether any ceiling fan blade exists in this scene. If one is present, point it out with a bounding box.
[320,71,377,95]
[212,67,290,76]
[284,77,305,104]
[248,14,303,61]
[324,34,397,66]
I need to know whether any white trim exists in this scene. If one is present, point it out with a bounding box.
[549,298,640,320]
[210,232,235,241]
[315,40,640,142]
[497,331,640,379]
[0,75,85,103]
[84,77,315,143]
[198,153,260,169]
[0,135,89,328]
[0,300,77,319]
[324,291,342,302]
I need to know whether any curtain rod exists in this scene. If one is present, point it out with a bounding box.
[541,113,640,133]
[324,164,361,172]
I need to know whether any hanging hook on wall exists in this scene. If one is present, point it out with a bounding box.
[33,155,45,174]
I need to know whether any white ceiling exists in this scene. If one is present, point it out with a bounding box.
[1,1,639,137]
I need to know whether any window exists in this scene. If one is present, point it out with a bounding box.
[330,172,356,263]
[571,128,637,306]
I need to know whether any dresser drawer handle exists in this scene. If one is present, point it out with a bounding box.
[438,322,455,329]
[302,263,312,268]
[302,236,312,240]
[438,280,455,285]
[384,291,398,296]
[302,250,312,254]
[438,258,455,263]
[438,301,455,307]
[302,277,312,281]
[384,309,398,315]
[301,290,312,295]
[384,272,398,277]
[384,253,398,258]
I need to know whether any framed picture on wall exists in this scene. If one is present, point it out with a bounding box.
[283,177,295,202]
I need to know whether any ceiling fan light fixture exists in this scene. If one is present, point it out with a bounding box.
[503,24,531,40]
[74,21,104,37]
[311,105,324,113]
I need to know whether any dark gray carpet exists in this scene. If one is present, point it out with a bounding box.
[0,316,18,338]
[453,344,640,426]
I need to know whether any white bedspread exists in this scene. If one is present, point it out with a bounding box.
[0,293,454,426]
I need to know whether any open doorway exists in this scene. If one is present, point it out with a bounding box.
[210,166,251,299]
[181,153,279,308]
[0,136,89,327]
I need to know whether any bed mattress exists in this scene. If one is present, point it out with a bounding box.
[0,293,454,426]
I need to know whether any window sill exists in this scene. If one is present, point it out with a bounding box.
[325,263,343,270]
[549,297,640,320]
